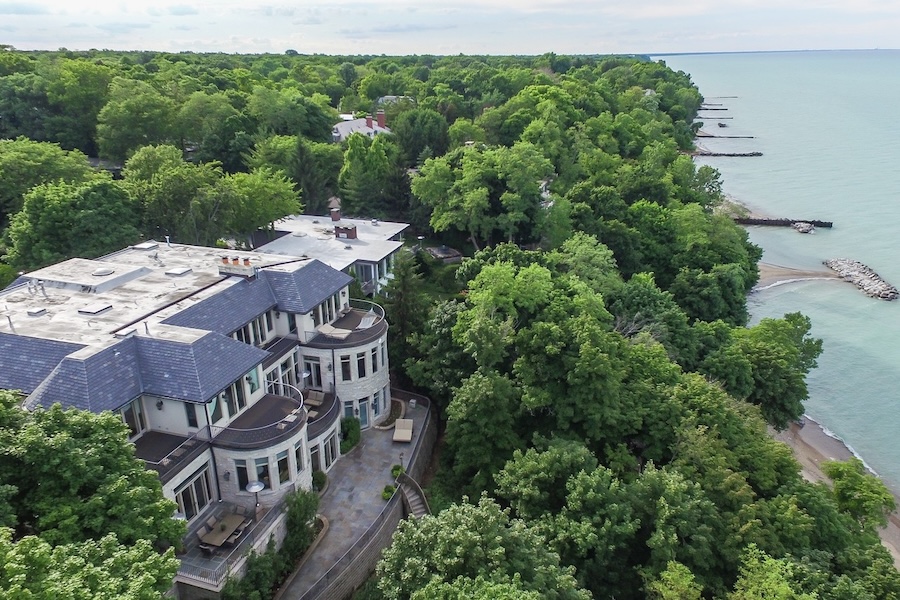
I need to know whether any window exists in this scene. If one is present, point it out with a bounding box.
[265,310,274,331]
[185,403,198,428]
[340,355,352,381]
[303,356,322,388]
[256,457,271,489]
[277,450,290,484]
[223,390,237,418]
[343,400,354,418]
[246,368,260,393]
[288,313,297,333]
[294,441,304,473]
[373,389,381,417]
[324,432,337,468]
[371,347,378,373]
[357,352,366,378]
[235,459,249,491]
[120,399,146,439]
[209,396,223,423]
[175,464,212,521]
[233,315,269,346]
[266,369,279,394]
[310,446,321,472]
[381,342,386,370]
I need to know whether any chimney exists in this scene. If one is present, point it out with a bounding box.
[330,208,342,222]
[376,109,385,129]
[335,224,358,240]
[365,114,373,128]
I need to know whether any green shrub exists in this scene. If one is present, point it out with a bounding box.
[391,464,405,479]
[382,485,396,501]
[340,417,361,453]
[283,489,319,562]
[312,470,327,492]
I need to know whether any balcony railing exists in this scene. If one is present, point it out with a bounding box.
[211,384,307,449]
[177,503,285,589]
[305,298,387,349]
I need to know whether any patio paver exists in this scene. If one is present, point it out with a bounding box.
[279,403,427,600]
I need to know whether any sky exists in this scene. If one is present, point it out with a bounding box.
[1,0,899,56]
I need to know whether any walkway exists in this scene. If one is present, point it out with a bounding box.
[280,402,428,600]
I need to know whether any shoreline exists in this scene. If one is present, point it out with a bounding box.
[701,148,900,565]
[755,262,840,290]
[773,417,900,567]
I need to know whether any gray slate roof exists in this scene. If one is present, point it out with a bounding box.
[265,260,354,314]
[162,277,277,335]
[0,332,85,394]
[136,332,268,402]
[27,337,143,411]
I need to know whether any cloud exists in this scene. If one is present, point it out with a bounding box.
[169,5,198,16]
[94,21,151,33]
[0,2,49,14]
[370,23,458,34]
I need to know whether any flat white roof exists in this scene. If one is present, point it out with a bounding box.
[0,243,310,347]
[257,215,409,271]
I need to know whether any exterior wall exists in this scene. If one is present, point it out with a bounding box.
[330,338,390,428]
[213,425,312,509]
[306,416,341,474]
[162,450,216,501]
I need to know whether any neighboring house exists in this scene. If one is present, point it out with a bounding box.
[0,241,391,595]
[257,209,409,296]
[332,109,390,143]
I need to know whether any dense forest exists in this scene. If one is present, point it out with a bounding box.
[0,46,897,599]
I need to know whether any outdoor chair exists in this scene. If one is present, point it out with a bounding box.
[206,516,218,530]
[393,419,413,443]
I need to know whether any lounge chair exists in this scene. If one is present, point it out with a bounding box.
[393,419,413,443]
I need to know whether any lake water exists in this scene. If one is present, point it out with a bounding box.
[660,50,900,493]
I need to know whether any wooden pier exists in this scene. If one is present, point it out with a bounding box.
[734,217,833,228]
[694,150,763,157]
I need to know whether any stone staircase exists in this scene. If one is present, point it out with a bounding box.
[398,472,430,519]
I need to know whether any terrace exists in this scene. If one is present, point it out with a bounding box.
[176,501,285,592]
[212,393,307,450]
[305,299,387,350]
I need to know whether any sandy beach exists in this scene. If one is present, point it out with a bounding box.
[773,418,900,567]
[755,262,840,290]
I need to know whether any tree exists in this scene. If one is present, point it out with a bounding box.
[822,458,897,530]
[728,545,816,600]
[219,168,301,242]
[376,251,429,373]
[376,495,589,600]
[7,177,141,270]
[0,530,179,600]
[97,78,177,162]
[0,137,95,227]
[412,575,543,600]
[390,107,450,167]
[44,58,114,155]
[123,145,229,245]
[645,561,703,600]
[0,396,183,548]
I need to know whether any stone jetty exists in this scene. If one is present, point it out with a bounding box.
[824,259,899,300]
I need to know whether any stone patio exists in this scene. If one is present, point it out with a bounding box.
[279,400,428,600]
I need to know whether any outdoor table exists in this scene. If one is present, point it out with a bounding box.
[200,514,245,547]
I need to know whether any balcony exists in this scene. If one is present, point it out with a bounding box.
[176,501,284,592]
[212,393,307,450]
[305,299,387,349]
[307,389,340,440]
[135,429,211,484]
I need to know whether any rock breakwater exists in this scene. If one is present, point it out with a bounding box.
[824,259,899,300]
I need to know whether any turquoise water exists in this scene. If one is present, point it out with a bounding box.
[661,50,900,493]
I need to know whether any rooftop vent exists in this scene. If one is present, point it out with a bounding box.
[133,241,159,250]
[344,245,352,250]
[371,219,379,226]
[78,302,113,316]
[292,231,307,237]
[27,307,47,317]
[165,267,192,277]
[92,267,115,277]
[114,328,137,338]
